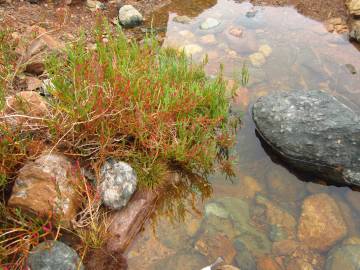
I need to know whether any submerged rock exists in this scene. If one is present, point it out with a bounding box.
[181,44,203,56]
[100,160,137,210]
[249,52,266,67]
[118,5,143,27]
[205,202,229,219]
[233,239,256,270]
[266,168,307,203]
[272,240,325,269]
[200,34,217,44]
[195,233,236,264]
[256,256,282,270]
[8,153,81,227]
[173,15,191,24]
[255,195,297,240]
[27,241,83,270]
[325,244,360,270]
[346,190,360,215]
[347,0,360,16]
[228,27,243,38]
[298,193,347,252]
[200,18,221,30]
[350,20,360,42]
[218,266,241,270]
[252,90,360,187]
[259,44,272,57]
[203,197,271,256]
[153,251,208,270]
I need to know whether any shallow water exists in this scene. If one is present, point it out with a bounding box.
[127,1,360,269]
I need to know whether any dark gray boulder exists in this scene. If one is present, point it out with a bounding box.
[27,240,83,270]
[252,90,360,187]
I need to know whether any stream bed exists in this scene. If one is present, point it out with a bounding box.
[126,1,360,269]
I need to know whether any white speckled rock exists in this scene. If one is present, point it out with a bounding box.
[118,5,143,27]
[100,159,137,210]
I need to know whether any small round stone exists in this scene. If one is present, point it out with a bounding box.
[100,159,137,210]
[27,241,83,270]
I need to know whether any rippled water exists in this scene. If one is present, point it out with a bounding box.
[127,1,360,269]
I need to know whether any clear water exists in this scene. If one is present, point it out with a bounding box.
[127,1,360,269]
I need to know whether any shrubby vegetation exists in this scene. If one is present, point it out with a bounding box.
[0,22,241,266]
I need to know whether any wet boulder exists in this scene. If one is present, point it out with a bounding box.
[99,159,137,210]
[252,90,360,187]
[27,241,83,270]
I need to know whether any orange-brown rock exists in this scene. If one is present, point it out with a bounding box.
[16,26,64,76]
[195,233,236,264]
[4,91,48,117]
[217,266,241,270]
[297,193,347,252]
[106,188,159,252]
[8,153,81,227]
[286,259,314,270]
[272,239,300,256]
[257,256,283,270]
[273,240,325,269]
[25,76,43,91]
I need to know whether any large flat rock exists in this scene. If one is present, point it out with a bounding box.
[252,90,360,186]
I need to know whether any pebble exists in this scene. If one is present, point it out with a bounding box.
[249,52,266,67]
[181,44,203,56]
[228,27,243,38]
[259,44,272,57]
[118,5,143,28]
[99,159,137,210]
[86,0,105,11]
[179,30,195,39]
[345,63,357,75]
[200,18,221,30]
[173,15,192,24]
[200,34,216,44]
[27,241,84,270]
[205,202,229,219]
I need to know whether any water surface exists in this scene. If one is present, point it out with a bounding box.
[127,1,360,269]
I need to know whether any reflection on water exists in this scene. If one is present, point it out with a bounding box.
[128,1,360,269]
